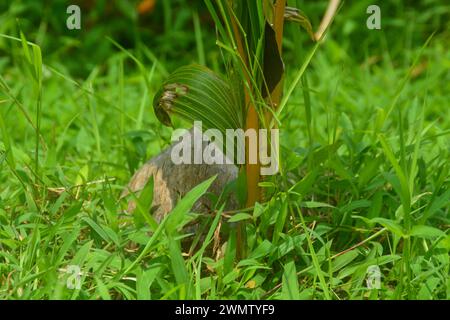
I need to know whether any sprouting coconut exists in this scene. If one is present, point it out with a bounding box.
[121,128,239,223]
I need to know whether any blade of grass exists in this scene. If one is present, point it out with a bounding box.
[193,11,206,66]
[292,202,332,299]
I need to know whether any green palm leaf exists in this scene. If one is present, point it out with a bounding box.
[153,64,244,133]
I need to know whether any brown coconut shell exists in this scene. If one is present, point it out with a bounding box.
[120,129,239,222]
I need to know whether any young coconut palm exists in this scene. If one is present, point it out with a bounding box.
[149,0,324,257]
[127,0,336,258]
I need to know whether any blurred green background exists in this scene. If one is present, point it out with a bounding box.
[1,0,448,76]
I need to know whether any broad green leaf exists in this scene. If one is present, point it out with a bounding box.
[63,201,83,221]
[132,175,158,230]
[340,199,372,212]
[332,250,359,272]
[237,258,263,268]
[121,217,168,276]
[224,228,237,275]
[153,64,243,133]
[165,175,216,235]
[55,226,81,265]
[421,189,450,224]
[20,31,32,63]
[258,181,276,188]
[249,240,273,259]
[71,240,93,266]
[354,215,406,238]
[82,217,111,243]
[410,225,445,239]
[168,237,190,288]
[94,276,111,300]
[228,213,253,223]
[418,277,440,300]
[301,201,335,208]
[338,255,401,280]
[379,135,411,220]
[136,267,161,300]
[370,217,405,237]
[289,169,318,195]
[273,199,288,244]
[253,202,264,219]
[102,225,120,247]
[127,230,151,245]
[222,269,239,285]
[439,235,450,250]
[75,164,89,186]
[282,261,300,299]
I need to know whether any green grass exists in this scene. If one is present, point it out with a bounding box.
[0,1,449,300]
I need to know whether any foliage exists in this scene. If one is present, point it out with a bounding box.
[0,0,449,300]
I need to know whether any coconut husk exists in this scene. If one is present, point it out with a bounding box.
[120,129,239,222]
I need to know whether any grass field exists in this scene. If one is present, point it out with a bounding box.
[0,0,449,300]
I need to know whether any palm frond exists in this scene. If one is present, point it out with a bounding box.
[153,64,244,133]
